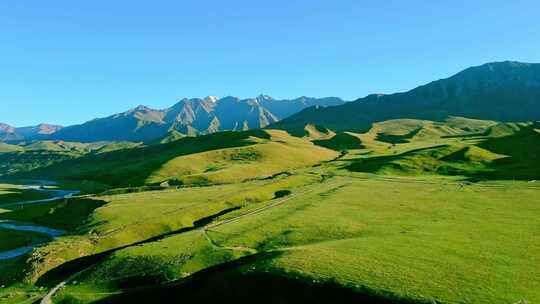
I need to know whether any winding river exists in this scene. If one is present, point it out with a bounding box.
[0,182,79,260]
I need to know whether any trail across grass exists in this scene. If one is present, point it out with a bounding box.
[51,174,540,304]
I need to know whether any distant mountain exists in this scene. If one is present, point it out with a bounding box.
[16,123,63,140]
[0,123,63,142]
[48,95,344,142]
[0,123,21,141]
[272,61,540,134]
[51,105,170,142]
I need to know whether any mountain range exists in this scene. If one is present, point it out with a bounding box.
[2,61,540,144]
[273,61,540,134]
[1,96,344,143]
[0,123,63,142]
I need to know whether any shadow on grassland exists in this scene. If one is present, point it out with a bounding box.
[88,252,425,304]
[15,130,271,188]
[35,206,242,287]
[345,124,540,181]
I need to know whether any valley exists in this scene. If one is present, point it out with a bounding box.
[1,111,539,303]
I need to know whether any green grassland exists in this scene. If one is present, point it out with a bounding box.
[15,130,272,187]
[11,130,337,187]
[0,141,140,177]
[146,130,337,185]
[10,174,319,283]
[343,120,540,180]
[49,175,540,304]
[1,117,539,303]
[0,143,24,153]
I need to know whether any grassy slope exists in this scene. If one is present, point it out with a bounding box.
[54,175,540,304]
[0,143,23,153]
[251,177,540,304]
[20,174,320,283]
[147,130,338,185]
[477,124,540,179]
[343,120,540,180]
[18,130,274,187]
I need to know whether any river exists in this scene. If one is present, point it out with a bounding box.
[0,182,78,260]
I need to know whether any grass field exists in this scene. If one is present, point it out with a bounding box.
[1,118,539,303]
[146,130,337,185]
[48,174,540,304]
[10,174,319,283]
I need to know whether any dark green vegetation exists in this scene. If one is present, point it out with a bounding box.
[346,121,540,180]
[0,141,140,176]
[313,132,365,151]
[0,229,47,252]
[0,183,51,205]
[0,198,106,231]
[273,61,540,132]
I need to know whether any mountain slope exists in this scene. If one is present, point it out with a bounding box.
[0,123,22,141]
[272,61,540,133]
[1,123,64,142]
[16,123,63,140]
[50,105,169,142]
[19,129,337,187]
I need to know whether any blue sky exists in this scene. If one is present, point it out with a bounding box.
[1,0,539,126]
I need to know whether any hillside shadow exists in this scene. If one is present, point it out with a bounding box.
[0,183,58,205]
[474,124,540,180]
[313,132,365,151]
[15,130,271,188]
[0,198,107,232]
[344,124,540,181]
[375,127,423,144]
[35,206,242,287]
[344,145,449,173]
[89,252,426,304]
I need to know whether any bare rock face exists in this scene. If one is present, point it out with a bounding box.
[44,96,344,143]
[0,123,22,141]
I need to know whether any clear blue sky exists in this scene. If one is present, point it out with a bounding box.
[1,0,539,127]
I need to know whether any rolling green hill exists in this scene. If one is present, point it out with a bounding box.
[1,114,539,303]
[0,142,24,153]
[8,168,538,304]
[340,119,540,180]
[17,130,337,187]
[0,141,141,177]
